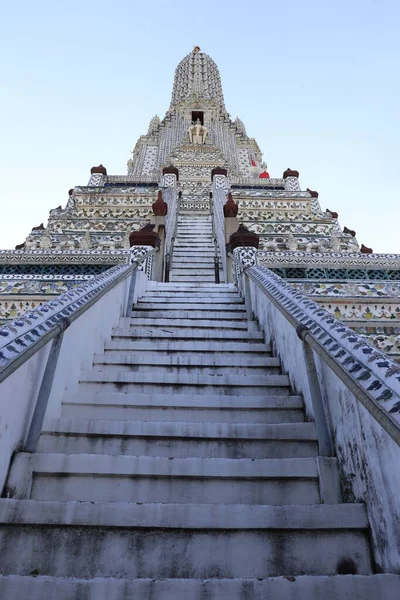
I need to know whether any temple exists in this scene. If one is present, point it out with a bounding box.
[1,47,399,359]
[0,48,400,598]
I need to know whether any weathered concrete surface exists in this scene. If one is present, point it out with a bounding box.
[1,574,399,600]
[250,278,400,572]
[0,270,149,495]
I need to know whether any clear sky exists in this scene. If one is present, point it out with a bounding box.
[0,0,399,252]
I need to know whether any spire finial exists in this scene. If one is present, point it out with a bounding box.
[193,45,201,53]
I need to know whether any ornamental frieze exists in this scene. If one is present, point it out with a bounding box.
[291,281,400,298]
[257,250,400,269]
[239,211,316,222]
[0,249,129,264]
[244,221,335,236]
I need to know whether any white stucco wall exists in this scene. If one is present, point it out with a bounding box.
[249,278,400,573]
[0,269,148,494]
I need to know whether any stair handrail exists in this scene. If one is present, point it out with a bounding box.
[211,185,227,281]
[0,248,156,384]
[228,251,400,448]
[164,192,180,282]
[209,193,220,284]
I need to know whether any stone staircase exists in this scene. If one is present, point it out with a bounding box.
[0,277,398,598]
[170,214,221,283]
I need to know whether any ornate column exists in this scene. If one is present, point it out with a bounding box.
[162,165,179,189]
[228,224,260,283]
[223,193,239,283]
[283,168,300,192]
[129,225,161,280]
[88,165,107,186]
[151,191,168,281]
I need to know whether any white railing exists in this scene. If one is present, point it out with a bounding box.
[164,187,178,256]
[229,251,400,572]
[0,251,154,494]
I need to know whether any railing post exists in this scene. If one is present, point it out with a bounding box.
[214,252,220,284]
[165,252,171,282]
[296,324,334,457]
[243,272,253,321]
[125,268,138,317]
[24,317,70,453]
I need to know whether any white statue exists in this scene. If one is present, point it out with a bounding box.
[25,236,36,249]
[39,234,52,249]
[123,230,131,250]
[347,236,360,253]
[189,118,208,144]
[329,232,341,251]
[287,232,297,251]
[80,231,92,250]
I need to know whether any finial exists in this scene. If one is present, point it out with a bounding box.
[193,45,201,53]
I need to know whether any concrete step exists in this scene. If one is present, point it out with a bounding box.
[137,292,242,300]
[104,340,272,354]
[95,353,279,367]
[170,269,215,276]
[152,282,235,289]
[174,241,214,246]
[135,301,245,309]
[152,283,235,289]
[0,500,372,578]
[172,252,216,258]
[175,233,212,237]
[170,276,218,282]
[119,318,249,330]
[1,574,399,600]
[9,454,321,505]
[90,364,279,377]
[61,391,305,423]
[79,370,291,396]
[38,419,318,458]
[131,310,247,319]
[111,327,262,340]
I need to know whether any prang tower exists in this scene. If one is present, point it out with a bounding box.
[0,46,399,358]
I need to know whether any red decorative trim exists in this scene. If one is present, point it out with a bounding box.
[283,168,299,179]
[344,227,356,237]
[129,224,161,249]
[361,244,373,254]
[229,224,259,250]
[152,191,168,216]
[211,167,227,180]
[306,188,319,198]
[162,165,179,181]
[259,171,270,179]
[90,164,107,176]
[223,192,239,218]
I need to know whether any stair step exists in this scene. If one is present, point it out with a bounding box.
[9,454,321,505]
[120,318,249,329]
[38,418,318,459]
[80,370,291,395]
[95,353,279,367]
[0,500,372,578]
[104,340,272,353]
[111,327,262,341]
[152,283,234,289]
[1,574,398,600]
[61,391,305,423]
[170,269,215,276]
[131,310,247,319]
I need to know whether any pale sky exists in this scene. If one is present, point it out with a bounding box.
[1,0,399,253]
